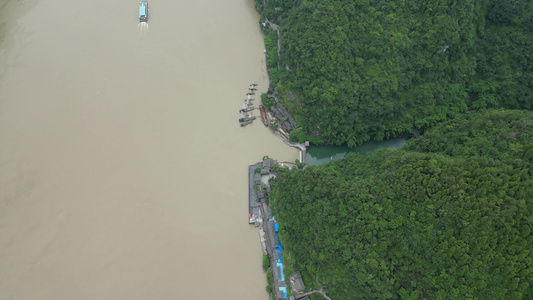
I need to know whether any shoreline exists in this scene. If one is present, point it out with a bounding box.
[250,4,315,299]
[248,158,328,300]
[247,158,290,299]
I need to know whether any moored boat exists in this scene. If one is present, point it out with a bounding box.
[259,105,269,126]
[240,120,253,127]
[239,116,256,122]
[240,107,255,113]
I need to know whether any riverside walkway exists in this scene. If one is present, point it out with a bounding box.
[248,158,330,300]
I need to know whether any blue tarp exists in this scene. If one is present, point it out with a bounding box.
[272,221,283,251]
[277,262,285,281]
[279,287,288,298]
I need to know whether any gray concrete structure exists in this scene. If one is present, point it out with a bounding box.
[249,158,309,300]
[264,221,277,257]
[248,163,262,224]
[257,187,265,200]
[254,172,262,185]
[261,202,272,219]
[290,272,305,294]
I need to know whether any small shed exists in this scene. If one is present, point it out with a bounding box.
[264,158,272,167]
[254,173,262,185]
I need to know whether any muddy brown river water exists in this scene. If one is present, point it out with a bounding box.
[0,0,298,299]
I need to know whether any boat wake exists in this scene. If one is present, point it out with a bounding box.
[138,22,149,35]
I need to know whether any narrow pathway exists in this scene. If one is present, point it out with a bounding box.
[263,17,281,63]
[297,290,332,300]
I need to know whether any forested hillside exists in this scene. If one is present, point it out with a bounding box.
[256,0,533,146]
[269,110,533,299]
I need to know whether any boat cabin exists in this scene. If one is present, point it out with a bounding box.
[139,1,148,22]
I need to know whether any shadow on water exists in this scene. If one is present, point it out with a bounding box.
[306,138,408,166]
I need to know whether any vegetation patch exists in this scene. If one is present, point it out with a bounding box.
[270,110,533,299]
[257,0,533,146]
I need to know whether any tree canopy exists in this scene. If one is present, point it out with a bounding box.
[269,110,533,299]
[256,0,533,146]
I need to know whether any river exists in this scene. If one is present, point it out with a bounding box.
[306,138,408,165]
[0,0,298,299]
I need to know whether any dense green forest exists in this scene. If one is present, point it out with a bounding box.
[269,110,533,299]
[256,0,533,146]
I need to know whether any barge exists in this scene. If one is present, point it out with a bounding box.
[259,105,269,126]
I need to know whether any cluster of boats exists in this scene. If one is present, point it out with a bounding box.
[239,82,258,127]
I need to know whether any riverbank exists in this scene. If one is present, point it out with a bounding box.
[248,158,330,300]
[247,159,292,300]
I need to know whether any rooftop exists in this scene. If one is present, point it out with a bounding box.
[290,271,306,294]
